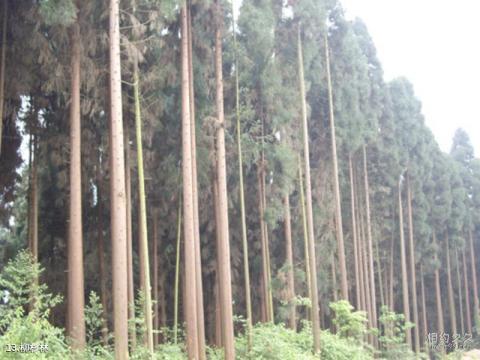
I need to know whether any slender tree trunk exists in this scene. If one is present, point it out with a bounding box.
[349,154,361,310]
[331,254,338,304]
[298,27,321,353]
[180,6,199,358]
[284,193,296,330]
[325,35,348,301]
[406,174,419,352]
[29,132,39,263]
[212,175,224,347]
[375,235,385,308]
[455,248,465,336]
[186,5,207,358]
[446,233,457,338]
[214,2,235,357]
[231,0,252,345]
[257,169,269,323]
[133,57,154,355]
[398,177,411,347]
[388,214,395,312]
[214,269,223,348]
[153,212,159,347]
[355,168,366,314]
[298,159,312,322]
[420,264,428,350]
[469,228,479,327]
[463,248,472,334]
[67,21,86,350]
[97,153,109,345]
[173,196,182,345]
[359,199,373,342]
[124,124,136,349]
[433,231,445,340]
[109,0,130,357]
[0,0,7,155]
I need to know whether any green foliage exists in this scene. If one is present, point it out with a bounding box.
[377,306,417,359]
[39,0,77,26]
[330,300,368,341]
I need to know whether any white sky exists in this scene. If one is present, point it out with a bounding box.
[341,0,480,156]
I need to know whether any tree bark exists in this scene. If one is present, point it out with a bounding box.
[433,231,445,341]
[349,154,361,310]
[455,248,465,336]
[0,0,7,155]
[109,0,130,357]
[398,177,411,347]
[463,248,472,334]
[445,233,457,337]
[325,34,348,301]
[173,196,182,344]
[284,193,296,330]
[469,228,479,327]
[153,212,159,347]
[406,174,419,352]
[214,2,235,358]
[420,264,428,350]
[67,21,86,350]
[180,5,199,358]
[298,27,321,353]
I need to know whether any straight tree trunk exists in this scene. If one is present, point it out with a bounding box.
[349,154,361,310]
[359,197,373,342]
[214,2,236,357]
[406,174,419,352]
[96,153,109,345]
[180,5,199,358]
[124,124,136,349]
[186,5,207,358]
[469,228,479,327]
[67,21,86,350]
[463,248,472,334]
[331,254,338,304]
[455,248,465,336]
[153,212,159,347]
[298,27,321,353]
[109,0,130,357]
[325,34,348,301]
[173,196,182,344]
[29,132,38,263]
[133,57,154,355]
[433,231,445,340]
[398,177,411,347]
[445,233,457,337]
[355,168,366,314]
[213,176,224,347]
[420,264,428,349]
[284,193,296,330]
[388,214,395,312]
[231,0,252,345]
[0,0,7,154]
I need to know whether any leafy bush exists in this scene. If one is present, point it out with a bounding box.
[330,300,368,341]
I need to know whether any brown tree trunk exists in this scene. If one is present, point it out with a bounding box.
[420,264,428,349]
[349,154,361,310]
[187,4,207,358]
[469,228,479,326]
[355,169,366,314]
[433,231,445,340]
[67,21,86,350]
[214,2,235,357]
[388,216,395,312]
[406,174,419,352]
[0,0,7,155]
[463,248,472,334]
[331,254,338,304]
[455,248,465,336]
[446,233,457,337]
[181,4,199,359]
[284,193,296,330]
[29,131,39,263]
[298,27,321,353]
[325,35,348,301]
[398,178,411,347]
[153,212,159,347]
[109,0,130,357]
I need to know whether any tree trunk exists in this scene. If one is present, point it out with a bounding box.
[433,231,445,340]
[284,193,296,330]
[231,0,252,345]
[455,248,465,336]
[214,2,235,357]
[355,168,366,314]
[153,212,159,347]
[109,0,131,357]
[398,177,411,347]
[97,153,109,345]
[463,248,472,334]
[388,214,395,312]
[420,264,428,350]
[0,0,7,155]
[359,196,373,342]
[133,57,154,355]
[298,27,321,353]
[445,233,457,338]
[67,21,86,350]
[186,5,207,358]
[406,174,419,352]
[469,228,479,327]
[331,254,338,304]
[349,154,361,310]
[29,131,39,264]
[173,196,182,344]
[180,5,199,358]
[325,34,348,301]
[124,124,136,349]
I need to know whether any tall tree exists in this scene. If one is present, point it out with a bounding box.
[0,0,6,154]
